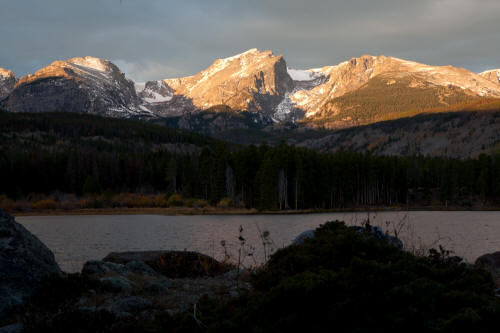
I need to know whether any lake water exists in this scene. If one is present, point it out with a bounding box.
[16,211,500,272]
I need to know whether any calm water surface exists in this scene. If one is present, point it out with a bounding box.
[16,212,500,272]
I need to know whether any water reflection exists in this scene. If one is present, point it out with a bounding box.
[16,211,500,272]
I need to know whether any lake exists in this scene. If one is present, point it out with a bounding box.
[16,211,500,272]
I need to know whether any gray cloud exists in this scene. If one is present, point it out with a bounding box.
[1,0,499,81]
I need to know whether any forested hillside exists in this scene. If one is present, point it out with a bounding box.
[302,99,500,158]
[305,73,478,128]
[2,112,500,210]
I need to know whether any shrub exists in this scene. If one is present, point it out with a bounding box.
[197,221,500,332]
[166,194,183,207]
[31,198,58,210]
[0,194,15,212]
[82,176,101,195]
[195,199,209,208]
[217,197,232,208]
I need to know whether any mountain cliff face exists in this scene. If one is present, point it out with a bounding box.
[157,49,294,120]
[1,57,148,117]
[0,68,16,101]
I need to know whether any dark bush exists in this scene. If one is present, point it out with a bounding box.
[199,221,500,332]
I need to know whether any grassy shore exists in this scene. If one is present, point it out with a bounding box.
[11,204,500,217]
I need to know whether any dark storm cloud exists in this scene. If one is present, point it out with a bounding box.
[1,0,499,81]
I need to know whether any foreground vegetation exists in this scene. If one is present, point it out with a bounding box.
[8,221,500,332]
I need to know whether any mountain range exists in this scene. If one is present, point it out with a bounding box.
[1,49,500,157]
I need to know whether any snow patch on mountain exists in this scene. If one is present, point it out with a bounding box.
[143,91,173,103]
[135,82,146,92]
[287,68,322,81]
[137,80,174,104]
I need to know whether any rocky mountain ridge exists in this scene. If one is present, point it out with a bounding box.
[290,56,500,119]
[2,50,500,133]
[1,57,150,117]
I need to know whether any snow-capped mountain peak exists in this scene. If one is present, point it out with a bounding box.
[2,56,150,117]
[162,48,293,116]
[67,56,113,73]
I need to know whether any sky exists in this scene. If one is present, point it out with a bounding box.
[1,0,500,82]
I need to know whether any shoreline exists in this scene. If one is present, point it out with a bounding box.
[10,205,500,217]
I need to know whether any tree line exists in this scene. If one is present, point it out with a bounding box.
[3,141,500,209]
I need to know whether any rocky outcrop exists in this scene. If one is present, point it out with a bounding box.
[103,250,232,278]
[75,251,247,318]
[82,260,159,278]
[0,322,23,333]
[0,209,61,316]
[292,224,403,249]
[162,108,271,135]
[292,230,316,245]
[1,57,148,117]
[351,224,403,250]
[0,69,16,101]
[475,251,500,287]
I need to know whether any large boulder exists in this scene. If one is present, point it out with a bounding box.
[292,230,316,245]
[351,224,404,250]
[0,210,61,317]
[100,296,152,318]
[103,251,231,278]
[475,251,500,287]
[292,224,404,250]
[82,260,159,278]
[99,276,135,293]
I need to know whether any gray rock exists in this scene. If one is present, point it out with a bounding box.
[143,278,172,294]
[292,230,316,245]
[351,224,404,250]
[475,251,500,287]
[82,260,126,277]
[99,276,135,293]
[0,287,23,314]
[475,251,500,270]
[292,224,404,249]
[102,296,152,317]
[125,261,158,277]
[0,209,61,317]
[0,323,24,333]
[82,259,159,280]
[103,250,230,278]
[223,268,250,280]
